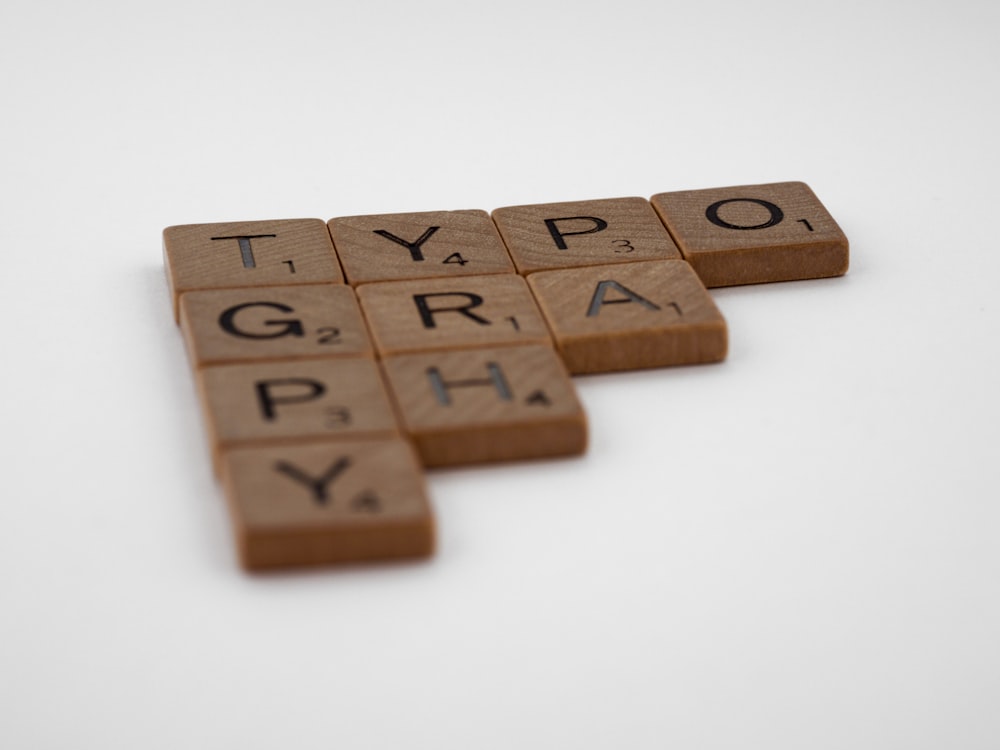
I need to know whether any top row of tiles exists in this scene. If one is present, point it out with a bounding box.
[164,181,849,319]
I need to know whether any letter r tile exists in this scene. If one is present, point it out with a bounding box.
[163,219,344,321]
[380,345,587,467]
[526,260,727,374]
[220,437,434,569]
[491,197,681,274]
[356,274,551,356]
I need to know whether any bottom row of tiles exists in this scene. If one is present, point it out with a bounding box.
[222,438,435,570]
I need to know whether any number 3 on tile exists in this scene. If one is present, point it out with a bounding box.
[325,406,352,428]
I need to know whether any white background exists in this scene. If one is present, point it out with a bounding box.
[2,1,998,748]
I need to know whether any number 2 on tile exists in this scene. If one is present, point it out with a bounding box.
[316,327,341,344]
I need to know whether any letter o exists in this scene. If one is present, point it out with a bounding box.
[705,198,784,230]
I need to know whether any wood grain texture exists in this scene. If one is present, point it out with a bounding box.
[527,260,727,374]
[328,209,515,285]
[650,182,849,287]
[491,197,681,274]
[380,345,587,467]
[356,274,551,356]
[163,219,344,321]
[220,437,433,570]
[197,358,399,467]
[179,284,372,367]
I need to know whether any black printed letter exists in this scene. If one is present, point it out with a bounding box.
[209,234,276,268]
[426,363,512,405]
[372,226,440,261]
[543,216,609,250]
[705,198,784,230]
[586,280,661,317]
[219,302,305,339]
[254,378,326,421]
[413,292,490,328]
[274,457,351,505]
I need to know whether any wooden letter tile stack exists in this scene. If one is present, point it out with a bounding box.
[164,181,848,570]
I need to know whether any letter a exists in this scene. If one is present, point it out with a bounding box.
[586,280,661,317]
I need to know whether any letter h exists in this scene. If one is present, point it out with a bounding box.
[426,362,513,406]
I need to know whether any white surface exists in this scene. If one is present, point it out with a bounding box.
[2,1,998,747]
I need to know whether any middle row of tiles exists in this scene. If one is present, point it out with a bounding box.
[180,259,728,376]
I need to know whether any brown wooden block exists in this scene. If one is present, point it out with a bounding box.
[220,437,434,570]
[356,274,551,356]
[328,209,515,285]
[380,345,587,467]
[491,197,681,274]
[197,358,399,464]
[179,284,372,367]
[650,181,849,287]
[526,260,727,374]
[163,219,344,320]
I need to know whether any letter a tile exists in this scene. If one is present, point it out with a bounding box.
[650,182,849,286]
[380,345,587,467]
[526,260,727,374]
[220,437,434,569]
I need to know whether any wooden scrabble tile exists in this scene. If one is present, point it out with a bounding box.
[220,437,434,570]
[380,345,587,467]
[526,260,727,374]
[197,358,399,462]
[328,209,515,285]
[356,274,551,356]
[179,284,372,367]
[650,181,849,287]
[164,219,344,320]
[491,197,681,274]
